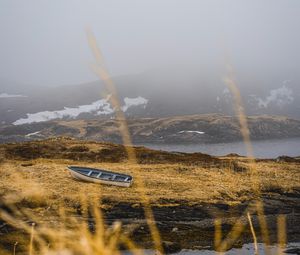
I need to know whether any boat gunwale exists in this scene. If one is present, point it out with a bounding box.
[67,166,133,184]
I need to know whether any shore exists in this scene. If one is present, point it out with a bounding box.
[0,138,300,254]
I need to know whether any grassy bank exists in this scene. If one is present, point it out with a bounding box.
[0,138,300,254]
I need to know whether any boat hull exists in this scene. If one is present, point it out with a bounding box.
[68,166,132,187]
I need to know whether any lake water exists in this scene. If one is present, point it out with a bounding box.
[172,243,300,255]
[141,138,300,158]
[123,243,300,255]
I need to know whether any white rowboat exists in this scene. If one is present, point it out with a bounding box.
[67,166,133,187]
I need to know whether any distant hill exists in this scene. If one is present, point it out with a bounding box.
[1,69,300,125]
[1,114,300,144]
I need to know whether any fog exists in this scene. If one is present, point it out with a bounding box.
[0,0,300,87]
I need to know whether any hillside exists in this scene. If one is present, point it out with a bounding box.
[1,114,300,144]
[1,70,300,126]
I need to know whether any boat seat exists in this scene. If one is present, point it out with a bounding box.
[97,173,102,178]
[87,171,92,176]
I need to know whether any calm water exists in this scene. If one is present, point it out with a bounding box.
[123,243,300,255]
[141,138,300,158]
[172,243,300,255]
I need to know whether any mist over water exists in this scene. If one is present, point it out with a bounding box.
[0,1,299,122]
[0,1,300,139]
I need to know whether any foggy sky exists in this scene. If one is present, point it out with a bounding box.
[0,0,300,86]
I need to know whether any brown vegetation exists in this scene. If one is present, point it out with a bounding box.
[0,138,300,254]
[1,137,299,206]
[2,114,300,144]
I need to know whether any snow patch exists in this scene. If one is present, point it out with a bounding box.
[122,96,148,112]
[13,96,148,125]
[0,93,27,98]
[255,85,294,108]
[178,130,205,135]
[221,88,232,103]
[13,98,113,125]
[223,88,230,95]
[25,131,41,137]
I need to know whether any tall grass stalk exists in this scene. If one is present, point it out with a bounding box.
[277,215,287,255]
[247,212,258,255]
[29,223,35,255]
[86,28,163,254]
[223,56,273,253]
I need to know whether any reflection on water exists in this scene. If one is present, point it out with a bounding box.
[142,138,300,158]
[174,243,300,255]
[123,243,300,255]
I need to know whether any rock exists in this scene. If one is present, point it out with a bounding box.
[276,156,299,163]
[21,163,33,167]
[162,241,181,254]
[232,161,249,172]
[225,153,242,157]
[284,248,300,255]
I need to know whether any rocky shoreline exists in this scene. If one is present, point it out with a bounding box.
[96,194,300,252]
[1,190,300,254]
[2,198,300,254]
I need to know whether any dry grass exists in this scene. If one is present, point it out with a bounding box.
[0,152,299,254]
[1,156,299,209]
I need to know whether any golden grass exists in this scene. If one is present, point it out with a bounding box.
[1,158,299,209]
[1,155,299,254]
